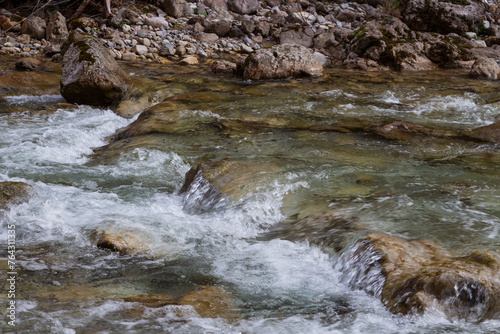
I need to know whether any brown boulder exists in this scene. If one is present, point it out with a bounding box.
[60,31,132,106]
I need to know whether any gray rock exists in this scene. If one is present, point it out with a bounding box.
[145,16,169,28]
[46,11,68,45]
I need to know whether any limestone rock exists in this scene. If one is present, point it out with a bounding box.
[469,58,500,80]
[46,11,69,45]
[21,16,46,40]
[242,43,323,80]
[60,31,132,106]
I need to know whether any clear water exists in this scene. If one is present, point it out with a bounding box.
[1,65,500,333]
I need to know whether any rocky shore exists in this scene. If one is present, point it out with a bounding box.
[2,0,500,78]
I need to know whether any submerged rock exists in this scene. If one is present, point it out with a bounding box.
[242,43,324,80]
[0,181,30,209]
[179,286,237,318]
[60,31,132,106]
[339,233,500,320]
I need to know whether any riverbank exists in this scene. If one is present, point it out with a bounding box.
[2,0,500,77]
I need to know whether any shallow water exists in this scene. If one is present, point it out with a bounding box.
[1,65,500,333]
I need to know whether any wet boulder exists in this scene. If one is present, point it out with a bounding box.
[91,227,155,255]
[46,11,69,45]
[0,181,30,209]
[242,44,323,80]
[400,0,487,35]
[339,233,500,320]
[90,222,176,259]
[60,31,132,106]
[179,159,279,212]
[21,15,46,40]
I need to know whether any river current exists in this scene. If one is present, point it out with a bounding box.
[1,64,500,333]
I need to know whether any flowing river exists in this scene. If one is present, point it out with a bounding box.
[1,59,500,333]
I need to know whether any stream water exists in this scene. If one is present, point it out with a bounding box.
[1,62,500,333]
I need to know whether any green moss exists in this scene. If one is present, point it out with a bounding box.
[74,39,96,64]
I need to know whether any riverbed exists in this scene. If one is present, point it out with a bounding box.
[1,58,500,333]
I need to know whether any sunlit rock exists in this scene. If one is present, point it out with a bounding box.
[242,44,323,80]
[339,232,500,320]
[60,31,132,106]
